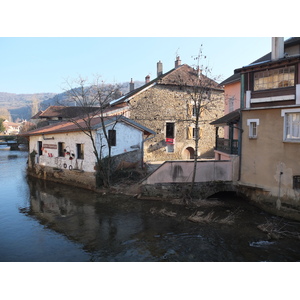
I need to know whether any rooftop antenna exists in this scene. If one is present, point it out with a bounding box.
[175,47,180,59]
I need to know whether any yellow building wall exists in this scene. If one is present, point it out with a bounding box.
[240,108,300,202]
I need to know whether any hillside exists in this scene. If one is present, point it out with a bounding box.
[0,92,57,121]
[0,81,144,121]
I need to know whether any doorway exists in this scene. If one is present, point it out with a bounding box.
[184,147,194,159]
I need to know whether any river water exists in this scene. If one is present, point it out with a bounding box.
[1,146,300,262]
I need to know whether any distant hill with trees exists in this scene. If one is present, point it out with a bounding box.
[0,80,144,121]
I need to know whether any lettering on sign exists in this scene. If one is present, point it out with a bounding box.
[43,144,57,149]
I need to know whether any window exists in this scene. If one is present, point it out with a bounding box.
[285,113,300,141]
[38,141,43,155]
[281,109,300,142]
[76,143,84,159]
[249,122,257,138]
[187,127,202,140]
[166,122,175,139]
[58,142,65,157]
[247,119,259,138]
[229,96,235,112]
[254,66,295,91]
[293,176,300,190]
[166,122,175,153]
[192,105,197,117]
[108,129,116,147]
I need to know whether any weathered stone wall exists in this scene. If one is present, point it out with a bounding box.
[28,164,97,190]
[236,183,300,221]
[128,84,224,161]
[141,181,235,201]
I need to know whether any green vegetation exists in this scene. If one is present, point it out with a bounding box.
[0,118,5,133]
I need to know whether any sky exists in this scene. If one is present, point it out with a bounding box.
[0,1,295,96]
[0,37,284,95]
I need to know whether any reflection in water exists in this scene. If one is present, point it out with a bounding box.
[22,178,300,262]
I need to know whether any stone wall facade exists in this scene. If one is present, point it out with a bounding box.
[128,84,224,162]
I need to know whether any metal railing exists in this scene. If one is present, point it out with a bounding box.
[215,138,238,155]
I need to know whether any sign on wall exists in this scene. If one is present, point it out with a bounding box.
[43,144,57,149]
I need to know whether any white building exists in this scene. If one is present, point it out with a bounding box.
[21,115,155,188]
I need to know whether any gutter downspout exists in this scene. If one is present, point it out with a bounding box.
[238,73,244,181]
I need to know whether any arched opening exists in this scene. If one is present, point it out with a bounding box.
[183,147,194,159]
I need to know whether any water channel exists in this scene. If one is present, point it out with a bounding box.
[1,146,300,262]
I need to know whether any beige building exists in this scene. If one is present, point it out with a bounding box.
[111,57,224,162]
[237,37,300,220]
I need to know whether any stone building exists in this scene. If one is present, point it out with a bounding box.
[111,57,224,162]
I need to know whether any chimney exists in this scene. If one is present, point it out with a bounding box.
[145,75,150,84]
[271,37,284,61]
[129,78,134,92]
[157,60,163,77]
[175,56,181,68]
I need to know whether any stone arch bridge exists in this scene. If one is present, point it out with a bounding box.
[0,135,21,150]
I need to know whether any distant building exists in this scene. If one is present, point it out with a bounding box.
[3,120,22,135]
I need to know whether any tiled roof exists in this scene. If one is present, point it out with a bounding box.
[20,115,155,137]
[111,64,223,105]
[38,106,100,119]
[157,64,222,89]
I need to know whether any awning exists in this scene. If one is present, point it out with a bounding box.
[210,109,240,126]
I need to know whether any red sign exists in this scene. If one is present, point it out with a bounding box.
[166,138,174,144]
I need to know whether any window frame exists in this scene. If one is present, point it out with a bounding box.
[58,142,65,157]
[253,65,295,91]
[76,143,84,159]
[166,122,175,153]
[108,129,117,147]
[247,119,259,139]
[281,108,300,142]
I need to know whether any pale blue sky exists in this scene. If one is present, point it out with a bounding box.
[0,37,282,94]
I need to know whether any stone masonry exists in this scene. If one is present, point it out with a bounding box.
[128,84,224,161]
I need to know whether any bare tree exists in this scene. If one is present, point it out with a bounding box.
[185,48,223,198]
[62,76,123,187]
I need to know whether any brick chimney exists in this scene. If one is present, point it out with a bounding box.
[175,56,181,68]
[271,37,284,61]
[157,60,163,77]
[129,78,134,92]
[145,75,150,84]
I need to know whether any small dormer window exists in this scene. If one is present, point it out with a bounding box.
[254,66,295,91]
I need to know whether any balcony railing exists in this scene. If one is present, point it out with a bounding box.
[215,138,238,155]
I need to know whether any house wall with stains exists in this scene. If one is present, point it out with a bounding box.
[28,122,144,173]
[128,84,224,162]
[238,108,300,218]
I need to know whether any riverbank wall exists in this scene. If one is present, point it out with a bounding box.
[140,159,239,199]
[235,183,300,222]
